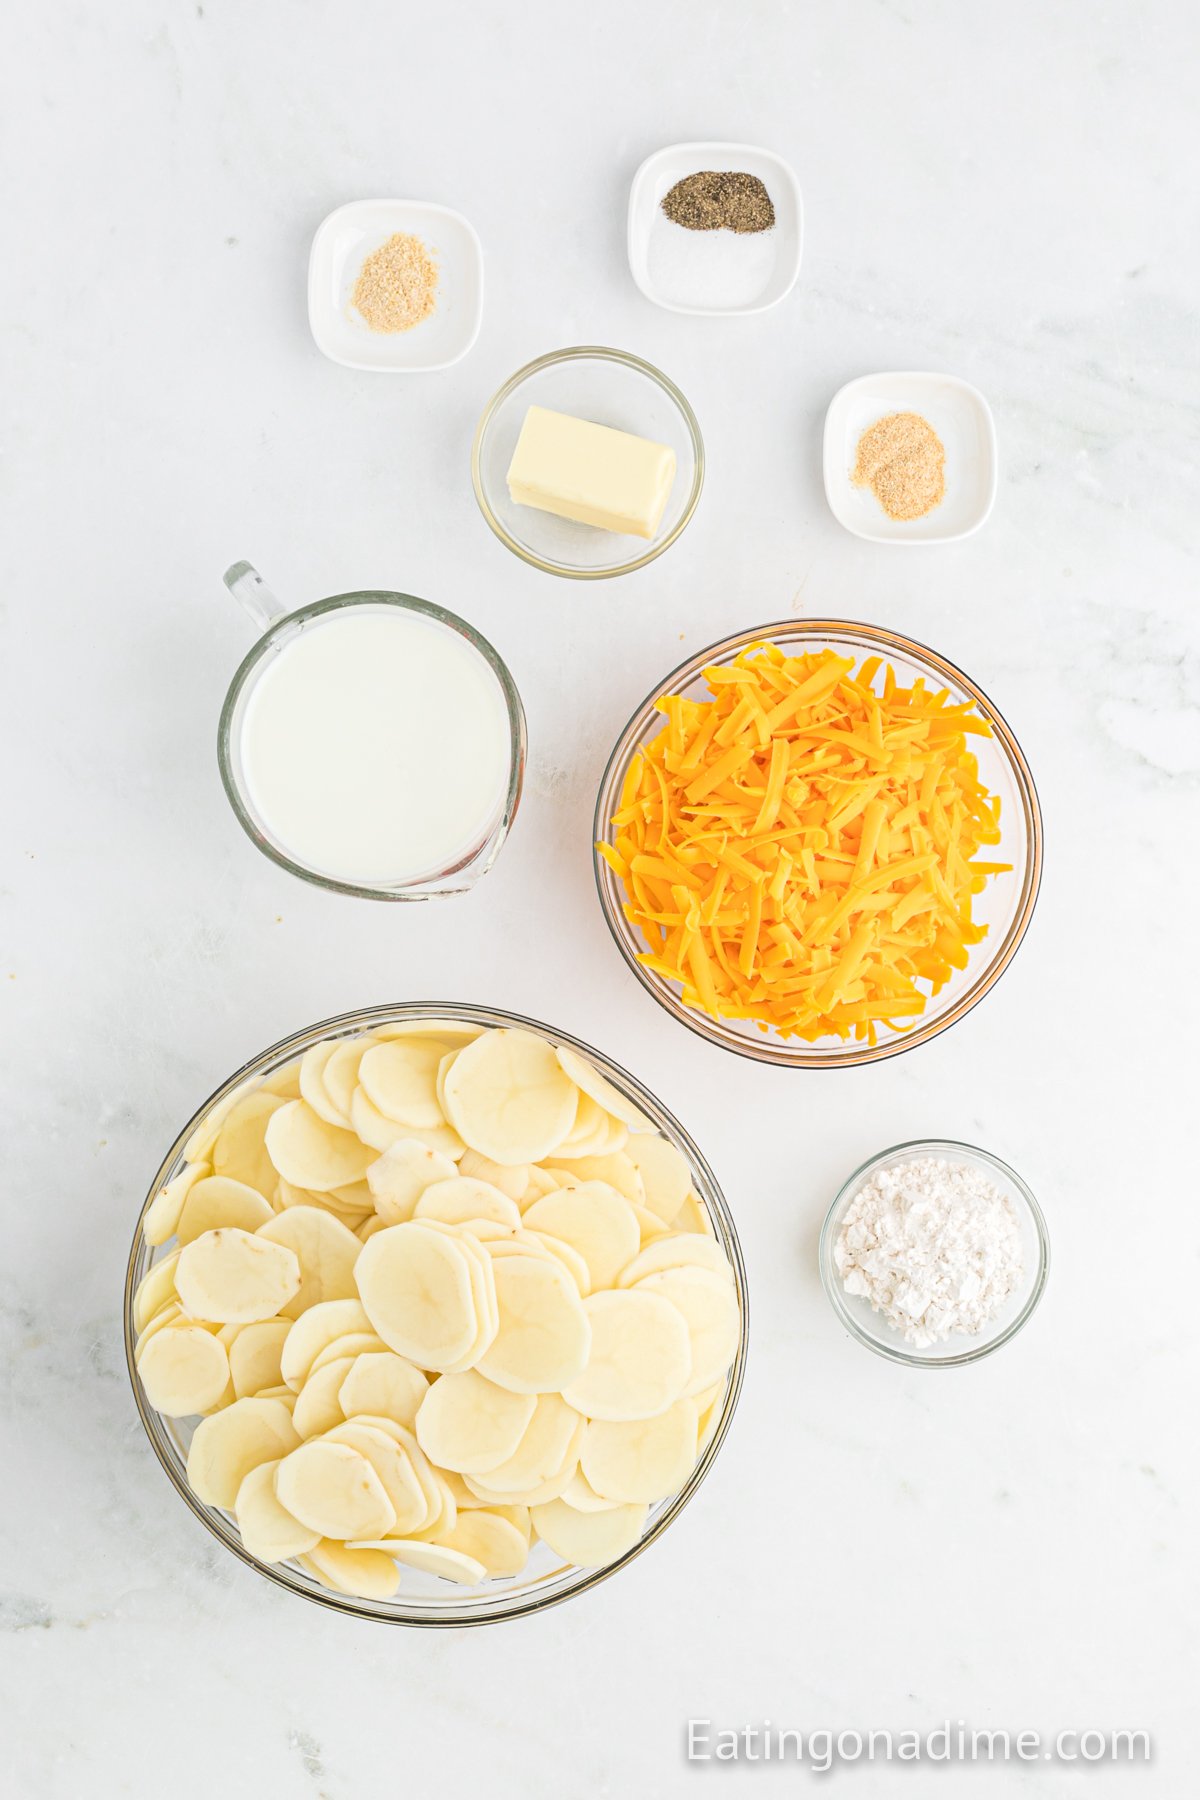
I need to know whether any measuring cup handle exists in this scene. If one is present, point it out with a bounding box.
[223,561,286,633]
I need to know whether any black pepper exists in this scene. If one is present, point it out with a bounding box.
[661,171,776,235]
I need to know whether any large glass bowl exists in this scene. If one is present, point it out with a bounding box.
[124,1003,747,1626]
[471,346,704,579]
[593,620,1043,1068]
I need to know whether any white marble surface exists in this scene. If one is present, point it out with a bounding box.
[3,1,1198,1794]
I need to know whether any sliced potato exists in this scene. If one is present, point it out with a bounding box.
[458,1150,529,1203]
[275,1439,395,1540]
[212,1092,288,1196]
[560,1468,623,1513]
[280,1298,373,1390]
[414,1177,522,1231]
[555,1044,652,1131]
[562,1290,691,1422]
[299,1039,352,1128]
[623,1135,691,1223]
[522,1230,591,1296]
[488,1502,531,1542]
[414,1221,500,1369]
[632,1267,740,1396]
[671,1191,715,1237]
[257,1206,362,1318]
[457,1218,516,1243]
[292,1355,355,1439]
[469,1392,582,1494]
[264,1101,373,1193]
[398,1117,468,1161]
[520,1166,560,1208]
[422,1470,460,1541]
[376,1018,484,1046]
[630,1202,670,1243]
[330,1178,374,1210]
[370,1538,486,1585]
[348,1417,443,1531]
[366,1139,458,1224]
[355,1222,481,1371]
[144,1161,210,1247]
[234,1459,319,1561]
[350,1085,409,1154]
[324,1420,430,1535]
[617,1233,734,1288]
[337,1351,428,1430]
[552,1090,619,1160]
[696,1380,727,1454]
[309,1331,389,1373]
[436,1510,529,1578]
[530,1497,647,1568]
[182,1078,255,1165]
[414,1370,535,1475]
[133,1299,183,1360]
[299,1539,401,1600]
[581,1399,699,1504]
[442,1029,579,1165]
[544,1152,645,1208]
[322,1037,377,1122]
[176,1175,274,1245]
[276,1177,360,1220]
[136,1323,230,1416]
[261,1060,302,1100]
[186,1396,300,1509]
[228,1318,291,1398]
[523,1183,640,1291]
[133,1249,181,1332]
[434,1048,456,1116]
[176,1228,301,1324]
[358,1040,446,1130]
[354,1085,468,1161]
[477,1254,591,1395]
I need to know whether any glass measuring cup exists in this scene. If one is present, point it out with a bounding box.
[218,562,526,901]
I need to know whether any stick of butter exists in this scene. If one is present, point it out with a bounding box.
[506,405,677,539]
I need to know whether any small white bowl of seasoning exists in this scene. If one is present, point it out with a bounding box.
[308,198,483,372]
[818,1140,1050,1368]
[823,371,998,543]
[628,142,803,316]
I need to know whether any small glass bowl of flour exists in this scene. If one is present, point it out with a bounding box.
[819,1141,1049,1367]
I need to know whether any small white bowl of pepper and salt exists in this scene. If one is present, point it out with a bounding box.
[628,141,803,316]
[819,1140,1049,1367]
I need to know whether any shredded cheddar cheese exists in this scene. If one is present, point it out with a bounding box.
[599,645,1012,1043]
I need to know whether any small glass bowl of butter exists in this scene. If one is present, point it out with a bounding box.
[471,346,704,579]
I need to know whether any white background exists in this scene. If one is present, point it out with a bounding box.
[3,1,1198,1795]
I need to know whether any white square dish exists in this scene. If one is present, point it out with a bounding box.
[308,199,483,372]
[823,372,998,543]
[627,142,803,317]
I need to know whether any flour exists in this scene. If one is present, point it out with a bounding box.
[834,1155,1024,1348]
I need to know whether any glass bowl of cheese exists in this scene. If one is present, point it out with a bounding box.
[593,621,1043,1068]
[124,1002,747,1625]
[471,346,704,579]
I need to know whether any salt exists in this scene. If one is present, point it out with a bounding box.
[644,216,781,313]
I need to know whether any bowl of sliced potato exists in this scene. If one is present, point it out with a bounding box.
[125,1004,747,1625]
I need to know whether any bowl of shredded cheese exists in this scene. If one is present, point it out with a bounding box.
[593,621,1042,1068]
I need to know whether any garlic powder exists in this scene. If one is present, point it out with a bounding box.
[834,1155,1024,1348]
